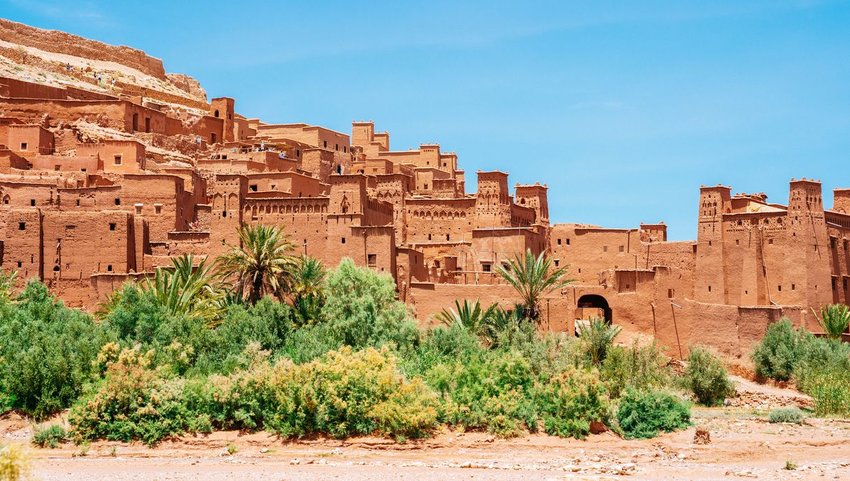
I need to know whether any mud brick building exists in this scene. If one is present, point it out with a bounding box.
[1,18,847,358]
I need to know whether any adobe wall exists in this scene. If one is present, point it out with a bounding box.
[30,154,100,172]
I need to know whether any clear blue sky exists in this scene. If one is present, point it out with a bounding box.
[3,0,850,240]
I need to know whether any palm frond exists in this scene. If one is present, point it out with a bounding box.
[216,224,297,304]
[497,249,572,321]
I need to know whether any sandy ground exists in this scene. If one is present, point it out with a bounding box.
[3,378,847,481]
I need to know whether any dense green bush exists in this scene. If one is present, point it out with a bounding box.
[601,342,669,398]
[71,345,440,445]
[797,365,850,417]
[32,424,67,448]
[752,319,803,382]
[69,346,194,446]
[429,349,537,437]
[319,259,419,351]
[194,298,293,373]
[536,368,610,439]
[768,407,805,424]
[683,346,734,406]
[750,324,850,417]
[0,281,113,419]
[616,389,690,439]
[262,347,439,439]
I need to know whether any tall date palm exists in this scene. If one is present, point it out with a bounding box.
[497,249,571,322]
[217,224,296,304]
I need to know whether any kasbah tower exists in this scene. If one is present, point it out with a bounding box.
[1,18,848,359]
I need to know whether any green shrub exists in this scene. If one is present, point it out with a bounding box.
[320,259,420,351]
[32,425,67,448]
[752,319,803,382]
[768,407,805,424]
[401,323,483,378]
[69,346,192,446]
[426,349,537,437]
[194,298,293,373]
[0,443,29,481]
[262,347,439,439]
[799,366,850,417]
[616,389,691,439]
[683,346,734,406]
[72,345,440,444]
[0,281,114,419]
[793,335,850,387]
[536,368,610,439]
[601,342,669,398]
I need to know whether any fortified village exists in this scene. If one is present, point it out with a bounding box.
[1,18,848,359]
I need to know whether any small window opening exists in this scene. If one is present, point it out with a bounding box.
[482,263,492,273]
[20,142,27,150]
[107,264,113,272]
[18,222,26,230]
[341,237,346,244]
[557,238,562,245]
[367,254,377,266]
[115,198,121,206]
[109,222,116,231]
[30,199,35,206]
[114,154,122,165]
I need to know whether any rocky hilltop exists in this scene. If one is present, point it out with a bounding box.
[0,18,207,109]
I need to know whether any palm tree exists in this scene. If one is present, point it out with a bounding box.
[436,299,501,346]
[579,317,622,365]
[290,255,327,325]
[817,304,850,340]
[497,249,572,321]
[217,224,296,304]
[144,254,223,325]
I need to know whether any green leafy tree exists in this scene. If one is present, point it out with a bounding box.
[217,224,296,304]
[319,258,418,350]
[143,254,224,326]
[817,304,850,340]
[497,249,571,321]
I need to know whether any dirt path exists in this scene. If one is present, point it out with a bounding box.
[6,411,848,481]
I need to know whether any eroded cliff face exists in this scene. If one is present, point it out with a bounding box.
[0,18,207,109]
[0,18,166,79]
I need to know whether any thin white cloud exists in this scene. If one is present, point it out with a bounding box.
[6,0,116,27]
